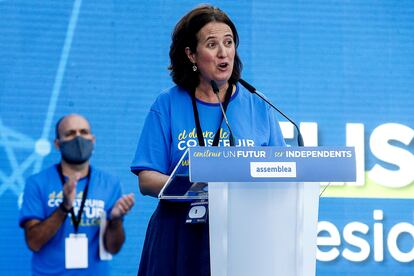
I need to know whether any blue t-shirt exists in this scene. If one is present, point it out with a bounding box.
[19,165,122,276]
[131,84,286,276]
[131,83,286,175]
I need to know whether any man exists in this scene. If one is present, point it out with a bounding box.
[19,114,135,276]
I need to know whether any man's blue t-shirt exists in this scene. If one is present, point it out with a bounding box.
[131,83,286,175]
[19,165,122,276]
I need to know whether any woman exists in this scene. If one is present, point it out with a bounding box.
[131,5,285,276]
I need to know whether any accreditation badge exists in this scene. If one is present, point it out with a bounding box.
[186,200,208,224]
[99,211,113,260]
[65,233,88,269]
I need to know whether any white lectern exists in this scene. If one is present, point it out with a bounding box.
[160,146,356,276]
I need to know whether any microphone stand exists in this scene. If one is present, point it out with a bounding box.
[239,78,304,147]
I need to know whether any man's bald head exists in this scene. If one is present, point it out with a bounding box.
[55,114,93,141]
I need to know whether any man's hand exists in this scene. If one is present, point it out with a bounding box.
[24,174,80,252]
[104,193,135,254]
[110,193,135,220]
[62,173,80,210]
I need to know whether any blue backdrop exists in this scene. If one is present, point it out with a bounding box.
[1,0,413,275]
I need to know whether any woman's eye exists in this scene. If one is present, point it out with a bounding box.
[207,42,216,48]
[225,39,233,46]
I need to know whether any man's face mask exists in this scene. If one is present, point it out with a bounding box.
[59,136,94,165]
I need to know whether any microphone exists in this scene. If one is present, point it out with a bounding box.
[210,80,235,146]
[238,78,304,147]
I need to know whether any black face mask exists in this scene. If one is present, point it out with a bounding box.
[59,136,94,165]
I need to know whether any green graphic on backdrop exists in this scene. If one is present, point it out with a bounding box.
[322,172,414,199]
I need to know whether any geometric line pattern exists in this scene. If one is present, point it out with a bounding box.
[0,0,82,202]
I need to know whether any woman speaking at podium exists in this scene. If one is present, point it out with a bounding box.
[131,4,285,276]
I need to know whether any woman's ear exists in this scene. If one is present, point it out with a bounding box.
[185,47,196,64]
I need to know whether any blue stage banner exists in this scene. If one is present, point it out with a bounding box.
[1,1,413,275]
[189,146,356,183]
[317,197,414,275]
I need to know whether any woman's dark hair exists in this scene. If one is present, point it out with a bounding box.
[169,5,242,91]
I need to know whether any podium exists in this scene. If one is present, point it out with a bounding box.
[159,146,356,276]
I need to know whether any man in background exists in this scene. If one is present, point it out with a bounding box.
[19,113,135,275]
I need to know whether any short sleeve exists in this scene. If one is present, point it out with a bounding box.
[19,176,46,228]
[130,99,172,175]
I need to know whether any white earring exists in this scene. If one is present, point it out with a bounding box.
[192,64,197,72]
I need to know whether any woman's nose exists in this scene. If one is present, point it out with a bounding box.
[217,43,227,58]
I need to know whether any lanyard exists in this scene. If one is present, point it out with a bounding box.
[190,83,233,147]
[56,164,91,233]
